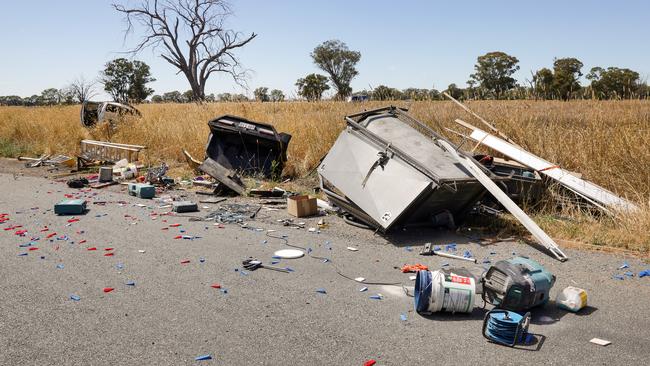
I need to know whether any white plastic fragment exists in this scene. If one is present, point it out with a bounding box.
[347,247,359,252]
[354,277,365,283]
[138,250,146,253]
[590,338,611,346]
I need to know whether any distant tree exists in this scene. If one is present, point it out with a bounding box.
[217,93,232,102]
[402,88,433,101]
[587,67,641,99]
[254,87,270,102]
[58,88,76,105]
[533,68,554,99]
[311,40,361,100]
[162,90,183,103]
[231,94,249,102]
[68,76,97,103]
[469,51,520,99]
[0,95,24,106]
[100,58,155,103]
[205,93,216,102]
[269,89,285,102]
[552,58,583,100]
[151,95,163,103]
[113,0,256,102]
[40,88,60,105]
[443,83,464,100]
[372,85,402,100]
[296,73,330,101]
[182,90,195,103]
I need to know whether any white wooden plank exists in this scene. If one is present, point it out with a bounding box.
[439,140,568,261]
[463,125,638,213]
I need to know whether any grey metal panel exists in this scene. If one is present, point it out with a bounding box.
[318,128,431,230]
[363,114,473,181]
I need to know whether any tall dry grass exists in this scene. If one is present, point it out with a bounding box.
[1,100,649,252]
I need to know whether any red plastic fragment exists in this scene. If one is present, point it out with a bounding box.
[28,247,39,251]
[173,235,182,239]
[104,252,114,257]
[364,360,376,366]
[40,228,49,232]
[103,287,114,293]
[46,233,57,239]
[79,240,87,244]
[169,223,181,227]
[87,247,97,251]
[67,218,80,223]
[210,284,222,289]
[180,259,190,264]
[104,248,114,251]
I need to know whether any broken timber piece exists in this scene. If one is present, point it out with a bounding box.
[198,157,246,196]
[183,149,203,172]
[454,119,639,213]
[438,139,568,261]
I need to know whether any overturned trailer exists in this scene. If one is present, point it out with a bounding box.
[318,107,488,231]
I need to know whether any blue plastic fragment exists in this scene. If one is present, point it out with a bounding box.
[315,288,327,294]
[405,246,413,252]
[284,267,294,272]
[116,263,124,270]
[612,274,625,280]
[489,251,497,255]
[639,270,650,278]
[369,295,383,300]
[18,253,28,256]
[618,262,629,270]
[272,256,281,259]
[70,294,81,301]
[307,247,312,253]
[434,246,441,251]
[239,270,248,276]
[125,281,136,286]
[400,313,407,321]
[56,264,65,269]
[195,354,212,361]
[624,271,634,277]
[271,260,279,265]
[220,288,228,294]
[322,258,329,263]
[19,242,33,248]
[463,250,473,258]
[482,259,491,264]
[261,240,267,244]
[359,287,368,292]
[180,229,186,233]
[199,258,205,263]
[40,256,45,259]
[441,262,449,267]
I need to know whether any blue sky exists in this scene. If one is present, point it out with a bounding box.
[1,0,648,98]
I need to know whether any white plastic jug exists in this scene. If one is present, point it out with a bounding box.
[555,286,587,312]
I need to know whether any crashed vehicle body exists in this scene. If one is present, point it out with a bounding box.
[80,101,141,128]
[474,154,543,205]
[205,115,291,178]
[318,106,489,232]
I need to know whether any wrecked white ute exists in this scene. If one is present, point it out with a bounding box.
[80,101,141,127]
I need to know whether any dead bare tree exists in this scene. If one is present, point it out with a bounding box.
[113,0,256,101]
[68,76,97,103]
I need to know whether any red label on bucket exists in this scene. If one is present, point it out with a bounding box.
[450,275,471,285]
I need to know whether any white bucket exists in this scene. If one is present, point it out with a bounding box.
[415,270,476,314]
[556,286,587,312]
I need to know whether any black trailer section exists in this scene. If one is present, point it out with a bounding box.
[206,115,291,178]
[318,106,490,232]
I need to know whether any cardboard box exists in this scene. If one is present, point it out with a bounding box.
[287,195,317,217]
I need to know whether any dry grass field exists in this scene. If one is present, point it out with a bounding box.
[1,100,649,252]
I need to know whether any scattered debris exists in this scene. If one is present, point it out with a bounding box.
[590,338,612,346]
[414,270,476,314]
[483,309,532,347]
[556,286,588,312]
[287,195,318,217]
[80,101,141,128]
[483,257,555,311]
[400,264,428,273]
[54,199,87,215]
[194,354,213,361]
[243,259,290,273]
[172,201,198,213]
[78,140,145,167]
[273,249,305,259]
[347,247,358,252]
[420,243,477,263]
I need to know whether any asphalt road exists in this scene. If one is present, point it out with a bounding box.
[0,169,649,365]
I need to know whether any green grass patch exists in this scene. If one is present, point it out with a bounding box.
[0,138,32,158]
